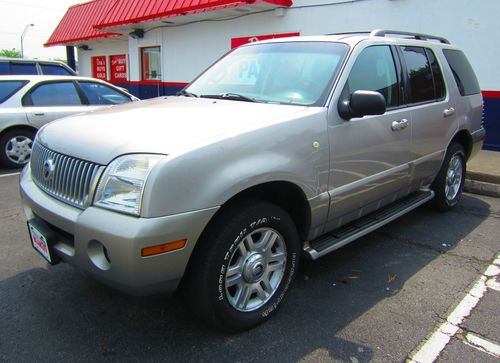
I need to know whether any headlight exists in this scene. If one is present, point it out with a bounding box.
[94,154,165,216]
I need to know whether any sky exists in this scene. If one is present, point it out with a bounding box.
[0,0,82,60]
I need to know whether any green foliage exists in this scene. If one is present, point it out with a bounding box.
[0,49,22,58]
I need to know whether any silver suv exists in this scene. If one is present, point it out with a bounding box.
[19,30,485,331]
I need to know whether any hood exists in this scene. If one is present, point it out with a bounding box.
[36,96,308,164]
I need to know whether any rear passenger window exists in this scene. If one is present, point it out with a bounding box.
[10,62,38,75]
[443,49,481,96]
[401,46,434,103]
[0,81,27,103]
[40,64,73,76]
[425,49,446,100]
[347,46,399,108]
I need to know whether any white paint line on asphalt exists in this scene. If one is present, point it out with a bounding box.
[464,332,500,358]
[486,277,500,291]
[0,172,20,178]
[408,254,500,363]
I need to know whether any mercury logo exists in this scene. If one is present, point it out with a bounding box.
[42,159,55,182]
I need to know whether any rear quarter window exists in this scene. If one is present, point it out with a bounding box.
[0,80,27,103]
[443,49,480,96]
[40,63,74,76]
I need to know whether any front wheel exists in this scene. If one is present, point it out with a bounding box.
[431,142,466,211]
[182,201,300,332]
[0,129,35,169]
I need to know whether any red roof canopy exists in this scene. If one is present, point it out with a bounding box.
[46,0,293,47]
[45,0,119,47]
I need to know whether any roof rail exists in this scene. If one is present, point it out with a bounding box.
[370,29,450,44]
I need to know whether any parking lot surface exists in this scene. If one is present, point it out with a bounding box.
[0,171,498,362]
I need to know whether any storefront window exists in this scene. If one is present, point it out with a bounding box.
[141,46,161,81]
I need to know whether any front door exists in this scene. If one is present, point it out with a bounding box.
[326,45,411,231]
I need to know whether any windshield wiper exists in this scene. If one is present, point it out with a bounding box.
[176,90,198,97]
[200,93,260,103]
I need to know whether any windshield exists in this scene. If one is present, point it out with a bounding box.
[186,42,348,106]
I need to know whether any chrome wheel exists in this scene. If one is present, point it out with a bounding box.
[5,135,33,165]
[225,228,287,312]
[445,154,463,201]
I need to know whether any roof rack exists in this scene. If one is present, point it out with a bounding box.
[369,29,450,44]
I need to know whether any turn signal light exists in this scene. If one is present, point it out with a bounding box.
[141,239,187,257]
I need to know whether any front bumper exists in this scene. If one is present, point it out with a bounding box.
[20,166,219,295]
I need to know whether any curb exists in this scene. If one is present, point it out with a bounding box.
[464,179,500,198]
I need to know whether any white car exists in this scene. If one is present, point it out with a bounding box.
[0,75,139,168]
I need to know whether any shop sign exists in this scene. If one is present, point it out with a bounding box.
[110,54,127,82]
[92,56,107,80]
[231,32,300,49]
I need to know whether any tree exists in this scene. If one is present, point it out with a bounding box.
[0,49,22,58]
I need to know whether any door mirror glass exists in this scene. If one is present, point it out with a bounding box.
[339,90,386,120]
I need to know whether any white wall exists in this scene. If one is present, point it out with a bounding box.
[78,0,500,90]
[77,40,129,80]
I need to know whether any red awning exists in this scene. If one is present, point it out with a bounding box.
[45,0,120,46]
[96,0,293,30]
[46,0,292,47]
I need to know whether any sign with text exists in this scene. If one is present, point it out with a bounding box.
[92,56,107,80]
[231,32,300,49]
[110,54,127,82]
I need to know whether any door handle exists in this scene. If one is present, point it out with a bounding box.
[443,107,455,117]
[34,112,45,116]
[391,118,409,131]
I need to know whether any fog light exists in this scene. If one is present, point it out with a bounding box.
[141,239,187,257]
[88,240,111,270]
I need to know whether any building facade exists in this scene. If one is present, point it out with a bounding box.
[46,0,500,150]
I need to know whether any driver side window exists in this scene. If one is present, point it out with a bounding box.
[347,46,399,108]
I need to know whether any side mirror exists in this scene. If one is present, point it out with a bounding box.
[338,90,387,120]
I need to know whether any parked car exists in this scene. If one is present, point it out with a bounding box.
[0,75,139,168]
[20,30,485,331]
[0,57,77,76]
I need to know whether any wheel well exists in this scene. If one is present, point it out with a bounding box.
[0,125,38,140]
[217,182,311,241]
[450,130,472,160]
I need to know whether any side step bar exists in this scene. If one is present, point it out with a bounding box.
[303,189,435,260]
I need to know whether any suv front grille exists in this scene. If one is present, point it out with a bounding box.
[30,142,105,209]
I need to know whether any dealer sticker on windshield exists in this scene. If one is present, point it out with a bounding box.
[28,223,52,263]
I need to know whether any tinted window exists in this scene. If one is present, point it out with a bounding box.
[10,62,38,75]
[0,61,9,75]
[401,46,434,103]
[40,63,73,76]
[443,49,481,96]
[347,46,399,108]
[79,81,130,105]
[425,49,445,100]
[0,81,26,103]
[27,82,82,106]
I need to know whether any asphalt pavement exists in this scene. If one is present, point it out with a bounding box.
[0,171,499,362]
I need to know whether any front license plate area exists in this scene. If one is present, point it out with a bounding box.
[28,221,58,264]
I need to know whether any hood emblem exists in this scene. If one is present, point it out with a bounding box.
[42,159,55,182]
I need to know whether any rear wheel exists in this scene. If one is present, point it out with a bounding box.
[431,142,466,211]
[182,200,300,332]
[0,129,35,169]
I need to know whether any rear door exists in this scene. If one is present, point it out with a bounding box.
[326,44,411,230]
[399,46,457,187]
[23,81,88,128]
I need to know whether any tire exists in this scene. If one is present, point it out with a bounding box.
[182,200,300,332]
[0,129,35,169]
[431,142,466,212]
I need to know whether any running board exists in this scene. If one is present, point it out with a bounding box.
[303,189,435,260]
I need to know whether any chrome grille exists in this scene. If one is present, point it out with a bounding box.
[30,142,105,209]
